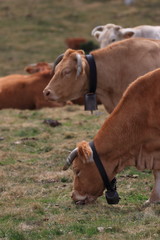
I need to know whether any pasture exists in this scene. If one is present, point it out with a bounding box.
[0,0,160,239]
[0,106,160,240]
[0,105,160,240]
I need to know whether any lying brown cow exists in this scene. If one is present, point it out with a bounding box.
[43,38,160,113]
[0,64,64,110]
[63,68,160,205]
[24,62,53,74]
[0,62,53,82]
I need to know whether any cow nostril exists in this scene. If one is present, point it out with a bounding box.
[45,90,50,96]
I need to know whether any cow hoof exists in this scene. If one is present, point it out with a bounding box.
[143,199,160,208]
[143,200,151,208]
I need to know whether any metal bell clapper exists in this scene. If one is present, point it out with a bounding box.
[84,93,98,114]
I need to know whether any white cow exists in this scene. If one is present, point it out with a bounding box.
[92,24,160,48]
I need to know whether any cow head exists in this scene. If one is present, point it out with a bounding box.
[63,141,105,205]
[92,24,134,48]
[92,24,121,47]
[43,49,89,102]
[25,62,53,74]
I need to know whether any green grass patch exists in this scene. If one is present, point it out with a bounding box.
[15,128,41,137]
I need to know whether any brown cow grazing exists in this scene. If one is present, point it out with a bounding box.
[0,68,64,110]
[43,38,160,113]
[63,68,160,205]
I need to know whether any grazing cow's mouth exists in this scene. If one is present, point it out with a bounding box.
[75,199,87,205]
[72,191,97,205]
[74,196,96,205]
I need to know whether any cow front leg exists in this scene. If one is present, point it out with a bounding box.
[147,170,160,204]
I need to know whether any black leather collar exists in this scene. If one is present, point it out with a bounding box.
[84,55,98,112]
[89,141,120,204]
[85,54,97,93]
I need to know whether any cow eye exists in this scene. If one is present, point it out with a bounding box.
[74,169,80,176]
[63,68,72,76]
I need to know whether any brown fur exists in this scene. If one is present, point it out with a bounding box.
[0,69,65,110]
[71,68,160,204]
[65,38,87,49]
[24,62,52,74]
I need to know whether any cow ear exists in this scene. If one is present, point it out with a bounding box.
[94,31,101,40]
[77,141,93,164]
[25,64,38,74]
[65,48,75,56]
[115,25,122,31]
[77,50,85,55]
[120,29,134,38]
[91,25,105,36]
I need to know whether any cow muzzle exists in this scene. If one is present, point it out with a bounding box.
[43,88,59,101]
[71,191,96,205]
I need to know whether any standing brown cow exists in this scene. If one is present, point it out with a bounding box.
[63,68,160,205]
[43,38,160,113]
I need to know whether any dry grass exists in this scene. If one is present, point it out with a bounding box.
[0,106,160,240]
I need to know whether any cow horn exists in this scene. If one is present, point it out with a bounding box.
[76,54,82,77]
[63,148,78,171]
[52,53,64,74]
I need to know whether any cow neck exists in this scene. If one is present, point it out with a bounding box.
[89,141,120,204]
[85,54,97,93]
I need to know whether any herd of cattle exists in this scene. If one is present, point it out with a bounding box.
[43,24,160,206]
[3,22,160,206]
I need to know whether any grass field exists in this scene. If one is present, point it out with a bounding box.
[0,105,160,240]
[0,0,160,75]
[0,0,160,239]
